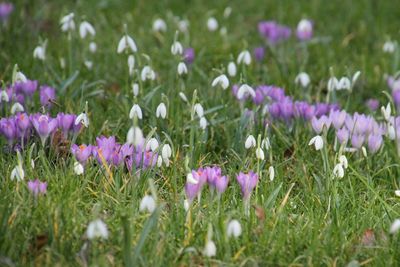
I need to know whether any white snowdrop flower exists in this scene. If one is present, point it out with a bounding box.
[337,77,351,91]
[84,60,93,70]
[390,219,400,234]
[194,103,204,117]
[203,240,216,257]
[89,42,97,53]
[237,50,251,65]
[262,138,271,150]
[60,58,66,69]
[152,18,167,32]
[141,66,156,81]
[211,74,229,90]
[269,166,275,181]
[183,199,190,211]
[73,161,84,175]
[199,117,208,130]
[383,41,396,53]
[339,155,348,169]
[187,172,198,184]
[79,21,96,39]
[207,17,218,32]
[15,71,27,83]
[352,71,361,86]
[31,159,35,169]
[178,20,189,33]
[146,138,159,151]
[33,45,46,61]
[387,123,396,140]
[362,146,368,158]
[226,219,242,238]
[308,135,323,150]
[333,163,344,178]
[295,72,310,88]
[297,19,313,37]
[237,84,255,99]
[127,126,144,146]
[381,103,391,121]
[156,103,167,119]
[162,144,172,160]
[10,103,24,114]
[139,195,156,213]
[171,41,183,55]
[132,83,139,97]
[86,219,108,240]
[245,135,256,149]
[157,155,163,167]
[75,113,89,128]
[10,165,24,181]
[327,77,338,91]
[255,147,265,160]
[179,92,188,102]
[219,27,227,36]
[1,90,9,102]
[177,62,188,75]
[395,190,400,197]
[223,6,232,18]
[128,55,135,76]
[60,13,75,32]
[129,104,143,119]
[117,34,137,54]
[227,61,237,77]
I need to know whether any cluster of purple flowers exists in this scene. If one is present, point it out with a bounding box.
[27,179,47,196]
[185,166,229,202]
[0,112,80,146]
[258,21,291,44]
[1,80,56,109]
[71,136,158,171]
[0,2,13,22]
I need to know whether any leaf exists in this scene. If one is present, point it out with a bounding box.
[59,71,80,95]
[264,182,283,209]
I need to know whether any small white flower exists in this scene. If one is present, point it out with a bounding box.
[339,155,348,169]
[308,135,323,150]
[179,92,188,102]
[31,159,35,169]
[139,195,156,213]
[1,90,9,102]
[297,19,312,36]
[183,199,190,211]
[117,35,137,54]
[227,61,237,77]
[128,55,135,76]
[33,45,46,61]
[157,155,163,167]
[171,41,183,55]
[327,77,338,91]
[269,166,275,181]
[395,190,400,197]
[15,71,27,83]
[255,147,265,160]
[199,117,207,130]
[86,219,108,240]
[10,103,24,114]
[11,165,24,181]
[381,103,391,121]
[262,138,270,150]
[211,74,229,90]
[60,13,75,32]
[141,66,156,81]
[146,138,159,151]
[223,6,232,18]
[152,18,167,32]
[156,103,167,119]
[390,219,400,234]
[226,219,242,238]
[333,163,344,178]
[207,17,218,32]
[127,126,144,146]
[295,72,310,88]
[74,161,84,175]
[187,173,198,184]
[194,103,204,117]
[237,84,255,99]
[75,113,89,128]
[245,135,256,149]
[337,77,351,91]
[129,104,143,119]
[84,60,93,70]
[177,62,188,75]
[132,83,139,97]
[237,50,251,65]
[383,41,396,53]
[387,123,396,140]
[79,21,96,39]
[203,240,216,257]
[162,144,172,160]
[178,20,189,33]
[89,42,97,53]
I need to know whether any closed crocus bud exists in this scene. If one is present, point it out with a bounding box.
[79,21,96,39]
[337,128,349,144]
[139,195,156,213]
[351,134,365,149]
[171,41,183,55]
[295,72,310,88]
[39,85,56,107]
[255,147,265,160]
[117,34,137,54]
[227,61,237,77]
[227,219,242,238]
[152,18,167,32]
[207,17,218,32]
[156,103,167,119]
[367,134,383,153]
[129,104,143,119]
[308,135,323,150]
[211,74,229,90]
[296,19,313,41]
[237,50,251,65]
[86,219,108,240]
[183,48,195,64]
[199,117,207,130]
[245,135,256,149]
[177,62,188,75]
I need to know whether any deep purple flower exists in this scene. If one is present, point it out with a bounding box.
[71,144,92,165]
[258,21,291,44]
[0,2,13,21]
[14,80,38,97]
[27,179,47,196]
[39,85,56,108]
[368,134,383,154]
[57,113,75,137]
[253,46,265,62]
[236,171,258,200]
[30,114,58,145]
[296,19,313,41]
[0,117,16,144]
[366,99,379,111]
[183,48,195,64]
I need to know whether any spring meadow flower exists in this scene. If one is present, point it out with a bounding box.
[211,74,229,90]
[236,171,259,200]
[152,18,167,32]
[0,2,13,21]
[199,117,207,130]
[39,85,56,107]
[33,44,46,61]
[117,34,137,53]
[177,62,188,75]
[171,41,183,55]
[86,219,108,240]
[296,19,313,41]
[245,135,256,149]
[308,135,323,150]
[227,61,237,77]
[237,50,251,65]
[253,47,265,62]
[390,219,400,234]
[295,72,310,87]
[383,41,396,53]
[156,103,167,119]
[79,21,96,39]
[269,166,275,181]
[27,179,47,196]
[226,219,242,238]
[139,195,156,213]
[141,66,156,81]
[207,17,218,32]
[60,13,75,32]
[183,48,195,64]
[73,161,84,175]
[129,104,143,119]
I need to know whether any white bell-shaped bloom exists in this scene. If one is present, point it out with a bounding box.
[333,163,344,178]
[339,155,348,169]
[178,20,189,33]
[186,172,198,184]
[177,62,188,75]
[1,90,9,102]
[227,61,237,77]
[262,138,271,150]
[199,117,207,130]
[10,165,24,181]
[128,55,135,76]
[295,72,310,88]
[308,135,323,150]
[237,84,255,99]
[84,60,93,70]
[79,21,96,39]
[127,126,144,146]
[390,219,400,234]
[207,17,218,32]
[156,103,167,119]
[89,42,97,53]
[139,195,156,213]
[162,144,172,160]
[337,77,351,91]
[74,161,84,175]
[194,103,204,117]
[117,34,137,54]
[381,103,391,121]
[383,41,396,53]
[203,240,216,257]
[132,83,139,97]
[211,74,229,90]
[60,13,75,32]
[141,66,156,81]
[146,138,159,151]
[171,41,183,55]
[237,50,251,65]
[75,113,89,128]
[15,71,27,83]
[33,45,46,61]
[179,92,188,102]
[226,219,242,238]
[129,104,143,119]
[11,103,24,114]
[86,219,108,240]
[245,135,256,149]
[269,166,275,181]
[327,77,338,91]
[152,18,167,32]
[255,147,265,160]
[395,190,400,197]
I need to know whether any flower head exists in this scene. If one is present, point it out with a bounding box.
[236,171,259,200]
[27,179,47,196]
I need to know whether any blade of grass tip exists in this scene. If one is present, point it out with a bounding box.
[59,70,80,95]
[264,182,283,209]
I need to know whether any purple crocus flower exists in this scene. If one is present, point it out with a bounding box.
[183,48,195,64]
[14,80,38,97]
[39,85,56,108]
[185,169,207,202]
[0,2,13,21]
[57,113,75,137]
[296,19,313,41]
[92,136,117,164]
[330,110,347,129]
[30,114,58,146]
[351,134,365,149]
[393,90,400,107]
[236,171,258,200]
[366,99,379,111]
[368,134,383,154]
[205,166,229,194]
[0,117,16,145]
[71,144,92,165]
[15,113,30,132]
[337,127,349,144]
[253,46,265,62]
[27,179,47,196]
[258,21,291,44]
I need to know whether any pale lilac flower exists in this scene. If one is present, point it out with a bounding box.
[296,19,313,41]
[27,179,47,196]
[236,171,258,200]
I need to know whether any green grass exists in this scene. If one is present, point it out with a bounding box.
[1,0,400,266]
